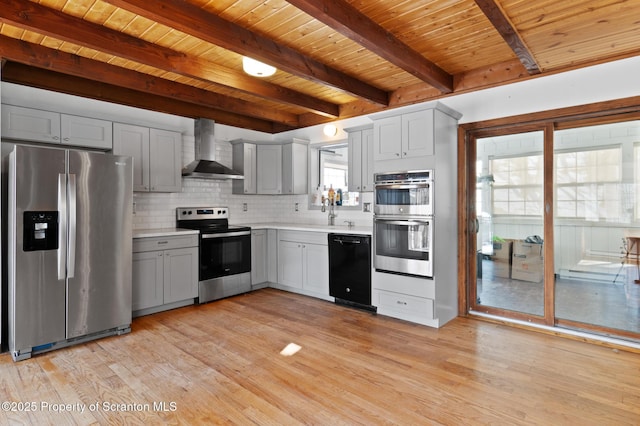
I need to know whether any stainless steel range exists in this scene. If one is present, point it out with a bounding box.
[176,207,251,303]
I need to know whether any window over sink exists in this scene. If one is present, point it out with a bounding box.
[308,142,360,209]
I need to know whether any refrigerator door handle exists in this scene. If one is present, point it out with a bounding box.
[68,173,77,279]
[58,174,67,280]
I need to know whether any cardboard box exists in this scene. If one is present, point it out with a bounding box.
[492,258,511,279]
[511,240,544,282]
[492,240,513,260]
[513,241,543,259]
[511,267,543,283]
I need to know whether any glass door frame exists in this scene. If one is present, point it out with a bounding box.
[458,96,640,339]
[462,123,555,326]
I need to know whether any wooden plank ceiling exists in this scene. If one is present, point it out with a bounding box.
[0,0,638,133]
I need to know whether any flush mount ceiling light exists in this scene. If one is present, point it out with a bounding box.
[242,56,276,77]
[323,124,338,137]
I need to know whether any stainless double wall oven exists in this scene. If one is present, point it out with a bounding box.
[373,170,434,278]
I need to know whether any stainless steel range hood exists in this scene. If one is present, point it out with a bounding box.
[182,118,244,180]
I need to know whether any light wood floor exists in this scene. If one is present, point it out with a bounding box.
[2,288,640,425]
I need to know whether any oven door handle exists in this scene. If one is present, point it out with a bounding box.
[202,230,251,239]
[374,183,430,190]
[374,219,431,226]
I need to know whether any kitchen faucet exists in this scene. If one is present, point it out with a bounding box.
[328,201,336,226]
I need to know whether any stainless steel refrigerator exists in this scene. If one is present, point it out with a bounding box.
[7,145,133,361]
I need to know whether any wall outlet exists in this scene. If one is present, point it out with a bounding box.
[363,202,371,212]
[295,203,299,212]
[243,203,248,212]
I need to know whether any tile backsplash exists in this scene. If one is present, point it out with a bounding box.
[133,136,374,230]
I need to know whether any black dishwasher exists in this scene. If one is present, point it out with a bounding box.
[328,233,375,312]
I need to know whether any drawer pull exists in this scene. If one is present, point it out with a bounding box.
[397,300,408,305]
[158,241,168,245]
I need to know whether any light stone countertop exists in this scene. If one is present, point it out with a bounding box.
[243,222,372,235]
[133,228,199,239]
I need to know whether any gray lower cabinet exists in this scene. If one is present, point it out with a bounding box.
[275,230,329,299]
[132,234,198,316]
[251,229,268,287]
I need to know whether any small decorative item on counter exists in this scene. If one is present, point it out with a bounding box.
[328,185,335,205]
[313,185,323,206]
[336,188,342,206]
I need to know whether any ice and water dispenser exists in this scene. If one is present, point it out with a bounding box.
[23,211,59,251]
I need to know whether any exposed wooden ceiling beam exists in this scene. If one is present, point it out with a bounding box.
[1,62,281,133]
[286,0,453,94]
[103,0,389,106]
[474,0,541,74]
[0,35,300,127]
[0,0,338,118]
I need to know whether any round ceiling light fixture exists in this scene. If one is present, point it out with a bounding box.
[323,124,338,137]
[242,57,276,77]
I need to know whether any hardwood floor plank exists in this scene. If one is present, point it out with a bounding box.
[1,288,639,425]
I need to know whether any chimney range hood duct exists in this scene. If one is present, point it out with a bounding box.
[181,118,244,180]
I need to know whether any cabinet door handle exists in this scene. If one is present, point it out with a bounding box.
[397,300,408,305]
[52,136,60,140]
[403,152,407,156]
[395,153,400,157]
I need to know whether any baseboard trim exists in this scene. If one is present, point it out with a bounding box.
[468,311,640,354]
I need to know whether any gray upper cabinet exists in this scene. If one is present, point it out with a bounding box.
[231,141,257,194]
[113,123,150,191]
[149,128,182,192]
[282,141,308,194]
[346,124,374,192]
[60,114,113,149]
[257,144,283,194]
[373,110,434,161]
[234,139,308,195]
[2,105,113,150]
[370,102,463,173]
[113,123,182,192]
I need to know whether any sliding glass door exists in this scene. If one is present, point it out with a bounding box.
[553,121,640,337]
[470,129,549,321]
[464,112,640,342]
